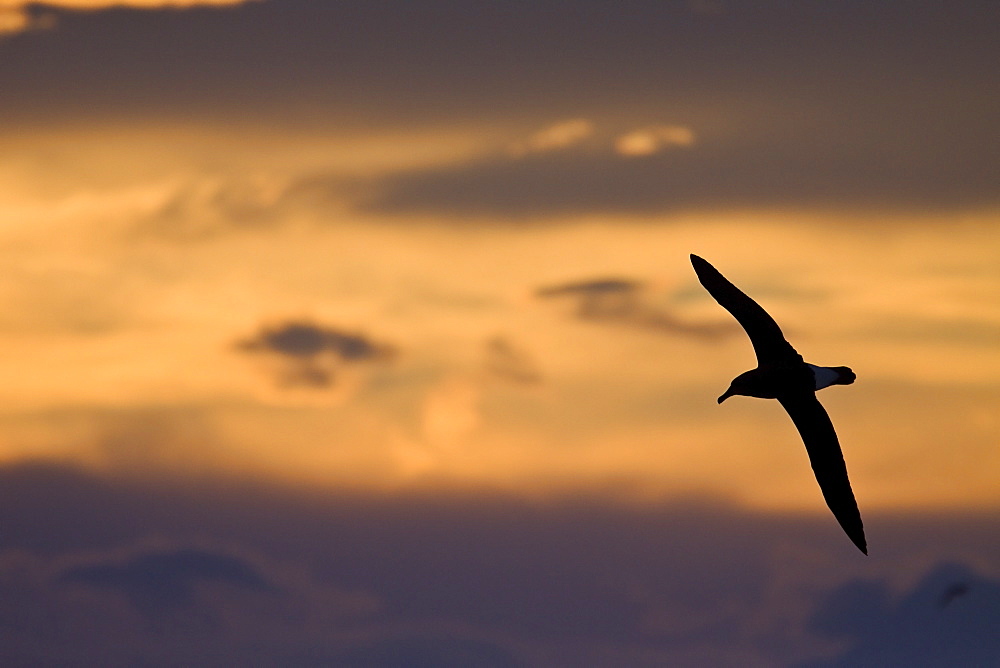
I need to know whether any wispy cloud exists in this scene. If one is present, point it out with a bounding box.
[537,277,735,340]
[483,336,542,385]
[615,125,696,157]
[142,174,290,239]
[0,0,256,36]
[508,118,594,156]
[360,127,1000,218]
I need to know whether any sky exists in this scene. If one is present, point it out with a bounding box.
[0,1,998,665]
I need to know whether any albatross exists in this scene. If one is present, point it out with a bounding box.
[690,254,867,554]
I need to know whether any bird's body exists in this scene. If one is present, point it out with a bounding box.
[720,364,855,401]
[690,254,867,554]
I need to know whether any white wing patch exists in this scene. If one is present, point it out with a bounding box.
[808,364,841,390]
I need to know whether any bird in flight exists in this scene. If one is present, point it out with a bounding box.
[937,582,970,609]
[690,254,866,554]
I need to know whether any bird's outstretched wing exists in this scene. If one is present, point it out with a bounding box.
[778,392,867,554]
[690,254,799,364]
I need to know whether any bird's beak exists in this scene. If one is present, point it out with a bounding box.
[717,389,733,404]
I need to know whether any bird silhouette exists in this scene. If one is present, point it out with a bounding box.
[690,254,866,554]
[937,582,970,609]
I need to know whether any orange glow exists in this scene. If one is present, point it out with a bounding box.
[2,5,998,664]
[1,119,998,515]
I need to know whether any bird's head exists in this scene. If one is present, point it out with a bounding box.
[717,371,759,404]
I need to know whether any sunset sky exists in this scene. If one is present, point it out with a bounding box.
[1,2,998,665]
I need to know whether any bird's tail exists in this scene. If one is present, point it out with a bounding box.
[831,366,856,385]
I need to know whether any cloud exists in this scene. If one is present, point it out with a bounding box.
[0,3,995,217]
[0,2,994,182]
[360,128,1000,218]
[0,5,46,34]
[59,547,273,615]
[615,125,696,157]
[236,320,394,389]
[508,118,594,156]
[483,336,542,385]
[141,174,290,239]
[0,0,255,36]
[536,277,644,305]
[803,562,1000,667]
[536,277,735,340]
[0,462,999,665]
[239,321,388,360]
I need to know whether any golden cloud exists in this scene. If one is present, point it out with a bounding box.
[508,118,594,156]
[0,0,256,35]
[614,125,696,157]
